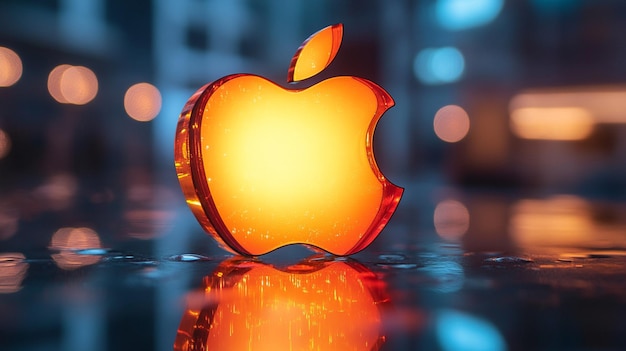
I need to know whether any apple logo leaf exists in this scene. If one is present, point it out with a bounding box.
[288,24,343,83]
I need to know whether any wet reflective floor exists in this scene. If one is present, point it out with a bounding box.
[2,180,626,351]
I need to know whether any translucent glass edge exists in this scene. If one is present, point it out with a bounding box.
[175,75,252,256]
[344,77,402,255]
[287,23,343,83]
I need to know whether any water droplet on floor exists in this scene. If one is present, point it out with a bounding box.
[104,254,136,262]
[377,263,418,270]
[167,253,211,262]
[378,254,406,262]
[75,248,109,255]
[484,256,534,264]
[96,251,155,264]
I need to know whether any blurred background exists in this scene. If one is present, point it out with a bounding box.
[2,0,626,252]
[2,1,626,350]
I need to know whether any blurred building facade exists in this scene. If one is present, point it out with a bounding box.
[2,0,626,196]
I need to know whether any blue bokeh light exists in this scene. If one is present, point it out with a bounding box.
[414,46,465,85]
[436,310,507,351]
[436,0,504,31]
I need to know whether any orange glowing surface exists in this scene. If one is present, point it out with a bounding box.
[175,24,402,256]
[174,257,387,351]
[288,24,342,82]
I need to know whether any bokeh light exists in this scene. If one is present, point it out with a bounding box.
[47,64,98,105]
[0,253,28,294]
[414,47,465,85]
[434,199,470,241]
[60,66,98,105]
[434,105,470,142]
[0,208,19,240]
[50,227,102,270]
[124,82,162,121]
[48,64,72,103]
[0,47,22,87]
[0,128,11,159]
[510,107,594,140]
[510,195,595,248]
[436,309,507,351]
[436,0,504,31]
[34,174,78,211]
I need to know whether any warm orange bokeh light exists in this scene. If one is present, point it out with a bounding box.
[510,107,594,140]
[510,87,626,124]
[124,82,162,121]
[509,195,626,250]
[288,24,343,82]
[0,128,11,160]
[434,199,470,241]
[0,208,18,240]
[0,253,28,294]
[174,257,386,351]
[48,64,72,103]
[510,195,594,248]
[60,66,98,105]
[433,105,470,143]
[50,227,102,270]
[48,64,98,105]
[0,47,22,87]
[175,24,402,256]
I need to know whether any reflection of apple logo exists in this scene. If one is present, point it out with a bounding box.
[175,23,403,256]
[173,257,388,351]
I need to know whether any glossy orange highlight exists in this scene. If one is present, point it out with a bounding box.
[175,24,402,256]
[174,257,387,351]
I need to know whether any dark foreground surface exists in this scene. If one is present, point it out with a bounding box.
[1,179,626,351]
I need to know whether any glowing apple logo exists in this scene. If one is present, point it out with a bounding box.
[173,257,388,351]
[175,24,403,256]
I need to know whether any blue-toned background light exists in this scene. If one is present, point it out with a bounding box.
[436,0,504,31]
[414,47,465,85]
[531,0,581,14]
[436,310,507,351]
